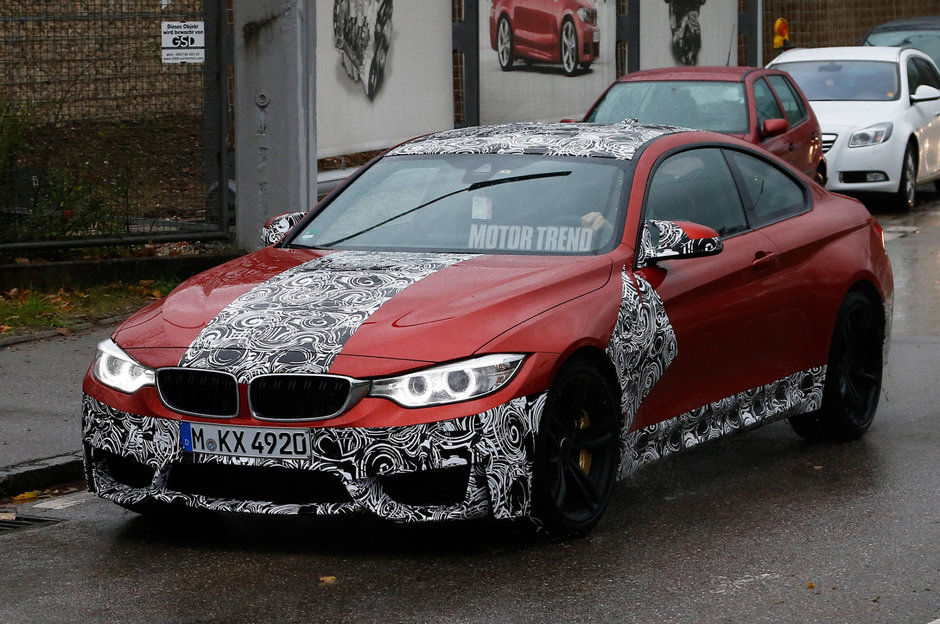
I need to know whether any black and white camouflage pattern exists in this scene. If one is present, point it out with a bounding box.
[261,211,306,246]
[636,219,722,268]
[83,392,546,520]
[606,272,679,472]
[388,122,678,161]
[180,251,476,383]
[622,367,826,475]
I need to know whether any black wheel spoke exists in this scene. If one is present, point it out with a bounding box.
[562,457,600,511]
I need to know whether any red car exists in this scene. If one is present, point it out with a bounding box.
[83,122,892,537]
[584,66,827,183]
[490,0,600,75]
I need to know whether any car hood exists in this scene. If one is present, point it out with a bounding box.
[114,247,613,377]
[809,100,903,131]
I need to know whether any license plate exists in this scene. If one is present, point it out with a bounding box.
[179,422,311,459]
[593,30,600,43]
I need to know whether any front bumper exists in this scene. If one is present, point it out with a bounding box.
[823,132,905,194]
[83,392,546,522]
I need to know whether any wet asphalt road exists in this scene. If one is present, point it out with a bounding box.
[0,195,938,624]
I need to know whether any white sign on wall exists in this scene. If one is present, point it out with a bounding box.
[161,21,205,64]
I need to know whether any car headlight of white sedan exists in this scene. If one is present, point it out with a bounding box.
[848,122,893,148]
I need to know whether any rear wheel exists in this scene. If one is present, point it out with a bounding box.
[789,291,883,440]
[533,360,620,537]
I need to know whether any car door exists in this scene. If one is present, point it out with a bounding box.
[766,73,822,179]
[632,146,804,429]
[907,55,940,179]
[752,77,802,171]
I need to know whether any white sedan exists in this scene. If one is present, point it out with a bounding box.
[769,46,940,209]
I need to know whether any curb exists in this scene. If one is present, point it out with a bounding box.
[0,452,85,498]
[0,315,130,349]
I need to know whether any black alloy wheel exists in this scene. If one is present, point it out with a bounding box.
[533,360,620,537]
[789,291,883,440]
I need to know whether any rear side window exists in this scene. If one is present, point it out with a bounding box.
[910,57,940,90]
[725,150,806,225]
[766,75,807,126]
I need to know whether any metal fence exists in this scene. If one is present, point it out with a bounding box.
[0,0,230,254]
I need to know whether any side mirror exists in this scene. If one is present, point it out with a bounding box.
[762,118,788,138]
[911,84,940,103]
[261,211,306,246]
[636,219,722,268]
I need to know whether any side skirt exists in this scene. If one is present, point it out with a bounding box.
[619,366,827,478]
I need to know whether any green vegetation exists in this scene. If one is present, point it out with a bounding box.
[0,280,178,337]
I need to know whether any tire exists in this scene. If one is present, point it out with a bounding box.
[789,291,883,440]
[532,359,620,537]
[815,166,827,186]
[560,19,578,76]
[497,16,514,71]
[894,144,917,210]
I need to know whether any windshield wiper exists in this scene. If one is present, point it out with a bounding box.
[317,170,571,247]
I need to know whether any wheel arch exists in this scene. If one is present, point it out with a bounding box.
[551,345,623,421]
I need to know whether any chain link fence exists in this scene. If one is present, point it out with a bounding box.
[0,0,229,255]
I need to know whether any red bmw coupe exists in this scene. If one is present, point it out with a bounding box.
[83,122,892,537]
[490,0,600,75]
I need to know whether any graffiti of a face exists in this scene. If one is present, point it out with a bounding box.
[665,0,706,66]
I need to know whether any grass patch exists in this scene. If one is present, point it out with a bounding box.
[0,279,177,337]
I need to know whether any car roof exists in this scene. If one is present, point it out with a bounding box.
[770,45,910,64]
[387,122,683,161]
[864,16,940,35]
[615,65,763,83]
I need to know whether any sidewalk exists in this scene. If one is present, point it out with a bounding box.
[0,323,117,497]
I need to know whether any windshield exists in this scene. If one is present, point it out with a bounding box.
[290,154,630,255]
[778,60,900,101]
[585,80,748,134]
[864,30,940,68]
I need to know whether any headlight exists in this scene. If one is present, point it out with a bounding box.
[93,339,155,394]
[848,123,893,147]
[370,354,525,407]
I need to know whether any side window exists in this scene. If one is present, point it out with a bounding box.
[753,78,784,130]
[725,150,807,225]
[644,148,748,237]
[907,58,923,93]
[766,75,807,126]
[912,57,940,89]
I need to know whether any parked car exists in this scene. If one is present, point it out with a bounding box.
[862,16,940,68]
[582,66,826,183]
[83,121,893,537]
[769,46,940,209]
[490,0,599,75]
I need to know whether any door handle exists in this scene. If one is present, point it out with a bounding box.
[752,251,777,269]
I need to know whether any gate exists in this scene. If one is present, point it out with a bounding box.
[0,0,232,256]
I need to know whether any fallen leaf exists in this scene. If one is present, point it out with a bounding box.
[0,512,16,521]
[56,327,72,336]
[13,492,38,502]
[807,582,815,589]
[319,576,337,584]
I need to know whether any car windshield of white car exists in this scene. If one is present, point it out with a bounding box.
[779,60,900,101]
[291,154,629,255]
[585,81,748,134]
